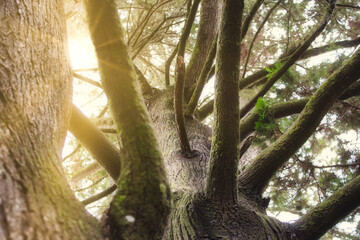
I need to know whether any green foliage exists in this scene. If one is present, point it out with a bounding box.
[253,97,275,134]
[265,62,282,79]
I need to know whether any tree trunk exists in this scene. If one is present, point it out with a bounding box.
[148,90,291,239]
[0,1,102,239]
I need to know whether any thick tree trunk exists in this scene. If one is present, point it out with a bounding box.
[0,1,102,239]
[148,90,290,239]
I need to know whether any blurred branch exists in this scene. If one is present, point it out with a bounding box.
[69,105,121,181]
[62,144,81,162]
[73,72,102,88]
[336,3,360,10]
[81,184,117,206]
[71,162,101,184]
[241,0,264,40]
[74,175,107,192]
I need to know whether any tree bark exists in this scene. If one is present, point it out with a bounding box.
[84,0,171,238]
[0,1,102,239]
[148,89,291,240]
[184,0,220,95]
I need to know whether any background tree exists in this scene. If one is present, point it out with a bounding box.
[1,0,360,239]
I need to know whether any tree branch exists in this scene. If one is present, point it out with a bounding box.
[301,36,360,59]
[174,56,192,156]
[185,36,217,117]
[240,80,360,140]
[291,175,360,240]
[165,44,178,87]
[69,105,121,181]
[242,0,282,79]
[71,162,101,184]
[336,3,360,10]
[241,0,264,40]
[164,0,201,87]
[241,37,360,88]
[194,98,215,121]
[205,0,244,204]
[84,0,171,237]
[177,0,201,57]
[239,5,335,118]
[73,72,102,88]
[240,99,308,140]
[81,184,117,206]
[238,47,360,195]
[196,69,359,122]
[184,0,220,93]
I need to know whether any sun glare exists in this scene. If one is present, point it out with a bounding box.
[68,38,97,70]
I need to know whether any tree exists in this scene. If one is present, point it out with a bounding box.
[0,0,102,239]
[1,0,360,239]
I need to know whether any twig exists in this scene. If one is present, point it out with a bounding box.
[74,175,107,192]
[242,0,281,79]
[131,17,167,60]
[131,0,172,48]
[336,3,360,10]
[62,144,81,162]
[339,100,360,111]
[73,68,98,72]
[73,72,102,88]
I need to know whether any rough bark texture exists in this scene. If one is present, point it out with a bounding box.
[0,1,102,239]
[184,0,220,95]
[148,90,290,240]
[84,0,171,239]
[205,0,243,205]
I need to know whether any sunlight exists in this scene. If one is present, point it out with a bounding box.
[68,38,97,69]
